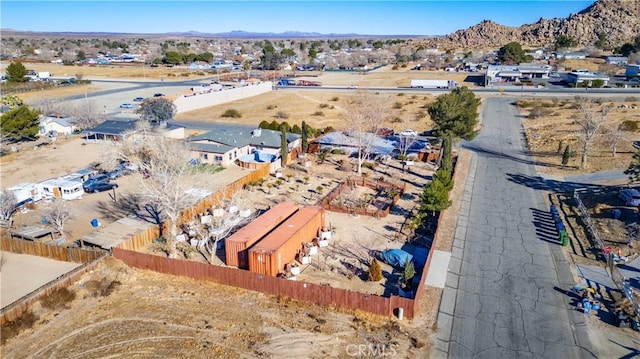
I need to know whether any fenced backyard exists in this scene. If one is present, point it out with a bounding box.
[321,176,406,218]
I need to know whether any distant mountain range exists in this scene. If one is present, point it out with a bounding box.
[2,0,638,48]
[0,28,428,40]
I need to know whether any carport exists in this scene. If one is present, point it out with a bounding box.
[10,226,55,242]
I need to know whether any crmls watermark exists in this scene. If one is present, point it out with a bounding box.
[345,343,399,357]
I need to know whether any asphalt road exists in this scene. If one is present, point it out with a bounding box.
[443,97,596,358]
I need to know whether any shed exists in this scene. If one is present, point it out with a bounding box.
[79,217,157,250]
[10,226,55,242]
[225,202,299,268]
[249,206,325,276]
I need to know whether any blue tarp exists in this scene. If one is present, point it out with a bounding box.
[381,249,413,268]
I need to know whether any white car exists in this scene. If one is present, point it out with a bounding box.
[120,103,134,109]
[398,129,418,136]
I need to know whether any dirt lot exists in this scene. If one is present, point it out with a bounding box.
[518,97,640,175]
[0,256,432,358]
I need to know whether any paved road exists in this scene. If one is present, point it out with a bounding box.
[440,97,596,358]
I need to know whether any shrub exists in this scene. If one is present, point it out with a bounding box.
[331,148,344,154]
[625,96,637,103]
[41,287,76,310]
[415,111,427,121]
[275,111,289,119]
[312,111,324,116]
[620,120,639,132]
[221,108,242,118]
[391,65,399,70]
[330,96,339,102]
[319,103,329,108]
[266,104,277,110]
[368,258,383,281]
[397,93,405,97]
[1,311,38,345]
[390,117,404,123]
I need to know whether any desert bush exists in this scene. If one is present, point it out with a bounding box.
[274,111,289,119]
[393,102,403,109]
[528,105,553,119]
[319,103,329,109]
[414,111,427,121]
[41,287,76,310]
[266,104,277,110]
[625,96,637,102]
[330,96,339,102]
[368,258,383,281]
[620,120,639,132]
[390,117,404,123]
[312,111,324,116]
[391,65,399,70]
[331,148,344,154]
[411,95,418,100]
[397,93,405,97]
[1,311,38,345]
[221,108,242,118]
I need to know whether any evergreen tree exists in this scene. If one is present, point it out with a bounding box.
[432,168,454,191]
[420,177,452,216]
[624,150,640,183]
[428,87,480,141]
[258,120,270,129]
[368,258,383,281]
[497,42,532,64]
[0,106,41,141]
[401,260,416,288]
[301,120,309,153]
[135,97,176,125]
[6,61,28,83]
[441,134,453,173]
[280,124,288,167]
[562,145,571,166]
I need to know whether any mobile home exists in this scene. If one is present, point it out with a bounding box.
[39,178,85,200]
[6,183,43,207]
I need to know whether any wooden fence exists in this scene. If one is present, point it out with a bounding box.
[115,164,271,251]
[0,253,108,325]
[1,237,105,263]
[321,177,406,218]
[113,247,417,318]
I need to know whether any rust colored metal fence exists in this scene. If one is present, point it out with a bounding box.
[113,247,417,319]
[1,237,105,263]
[0,253,108,325]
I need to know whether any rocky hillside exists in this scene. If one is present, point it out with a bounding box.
[435,0,640,49]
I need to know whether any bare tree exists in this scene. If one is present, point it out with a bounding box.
[27,97,104,130]
[397,134,417,172]
[43,201,74,239]
[573,96,613,169]
[107,122,207,258]
[192,191,255,264]
[0,190,18,228]
[605,123,628,158]
[340,91,389,174]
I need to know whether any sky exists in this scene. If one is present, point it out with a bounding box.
[1,1,595,36]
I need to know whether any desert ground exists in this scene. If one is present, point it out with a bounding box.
[3,59,639,357]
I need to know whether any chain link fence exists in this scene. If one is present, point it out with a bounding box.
[573,188,640,317]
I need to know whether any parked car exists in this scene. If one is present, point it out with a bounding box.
[120,103,134,109]
[153,93,165,97]
[84,182,118,193]
[398,129,418,136]
[375,127,394,136]
[107,168,125,179]
[619,188,640,206]
[347,85,358,89]
[133,97,144,102]
[83,174,110,191]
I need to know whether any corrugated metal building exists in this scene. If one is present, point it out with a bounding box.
[249,206,325,276]
[225,202,299,268]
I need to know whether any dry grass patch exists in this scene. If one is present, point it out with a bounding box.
[518,98,640,175]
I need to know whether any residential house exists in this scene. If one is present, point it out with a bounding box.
[606,56,628,66]
[83,119,184,141]
[39,116,76,136]
[188,124,301,171]
[565,70,610,87]
[554,51,587,59]
[485,64,551,85]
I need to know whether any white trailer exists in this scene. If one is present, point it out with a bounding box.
[7,183,43,207]
[410,79,459,89]
[38,72,52,80]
